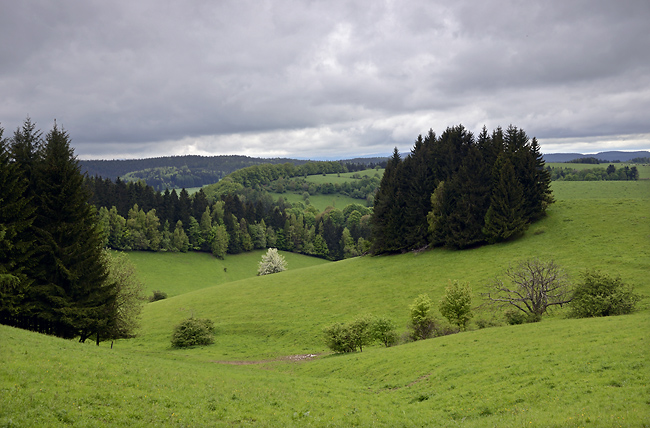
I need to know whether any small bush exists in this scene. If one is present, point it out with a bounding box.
[371,316,399,347]
[504,310,541,325]
[570,270,641,318]
[171,318,215,348]
[323,322,356,353]
[475,318,501,329]
[150,290,168,302]
[324,315,398,352]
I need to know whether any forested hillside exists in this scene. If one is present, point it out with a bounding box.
[80,155,387,190]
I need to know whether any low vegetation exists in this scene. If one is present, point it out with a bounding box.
[170,317,215,348]
[570,270,641,318]
[257,248,287,276]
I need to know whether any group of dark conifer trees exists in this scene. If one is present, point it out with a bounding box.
[371,125,553,253]
[0,119,118,343]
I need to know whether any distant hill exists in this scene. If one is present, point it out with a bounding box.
[80,155,309,189]
[80,154,388,190]
[542,151,650,163]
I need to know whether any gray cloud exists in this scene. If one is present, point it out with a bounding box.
[1,0,648,159]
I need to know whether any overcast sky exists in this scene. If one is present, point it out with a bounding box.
[1,0,649,160]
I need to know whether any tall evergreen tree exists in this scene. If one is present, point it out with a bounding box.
[371,148,404,254]
[482,154,528,243]
[28,123,116,340]
[442,145,491,249]
[0,126,36,324]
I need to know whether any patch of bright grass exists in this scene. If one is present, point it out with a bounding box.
[124,249,330,297]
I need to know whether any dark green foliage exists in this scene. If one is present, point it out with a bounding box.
[150,290,168,302]
[31,123,115,342]
[570,270,641,318]
[0,126,36,322]
[504,309,540,325]
[372,124,552,254]
[482,155,528,243]
[2,120,118,343]
[170,317,215,348]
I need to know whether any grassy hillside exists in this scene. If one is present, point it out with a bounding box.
[124,250,330,297]
[1,180,649,427]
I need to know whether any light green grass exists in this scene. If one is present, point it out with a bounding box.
[2,313,648,427]
[1,180,649,427]
[271,192,366,211]
[124,250,330,297]
[115,181,650,363]
[302,169,383,184]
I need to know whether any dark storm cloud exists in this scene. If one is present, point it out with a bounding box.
[1,0,648,159]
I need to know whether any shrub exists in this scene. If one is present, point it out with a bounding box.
[324,315,398,352]
[171,317,215,348]
[504,309,541,325]
[257,248,287,276]
[323,322,356,353]
[371,316,399,347]
[408,294,436,340]
[570,270,641,317]
[439,280,473,331]
[150,290,168,302]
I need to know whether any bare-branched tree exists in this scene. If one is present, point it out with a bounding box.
[484,258,572,319]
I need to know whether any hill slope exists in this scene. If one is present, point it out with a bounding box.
[1,181,649,427]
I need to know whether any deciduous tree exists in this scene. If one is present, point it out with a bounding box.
[484,258,572,320]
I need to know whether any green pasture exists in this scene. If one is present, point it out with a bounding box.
[271,192,366,211]
[124,250,330,297]
[302,169,383,184]
[1,180,649,427]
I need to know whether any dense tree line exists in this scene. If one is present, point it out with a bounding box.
[0,119,136,343]
[372,125,553,253]
[87,174,373,261]
[549,164,639,181]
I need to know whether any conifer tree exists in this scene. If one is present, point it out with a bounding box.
[0,126,36,324]
[483,154,528,243]
[371,148,404,253]
[29,122,116,340]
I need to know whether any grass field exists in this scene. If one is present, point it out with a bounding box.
[270,192,366,211]
[1,180,649,427]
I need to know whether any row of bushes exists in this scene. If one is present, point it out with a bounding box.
[165,264,641,350]
[323,266,642,353]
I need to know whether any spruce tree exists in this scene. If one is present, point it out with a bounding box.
[443,145,491,249]
[29,122,115,340]
[0,126,36,325]
[482,154,528,243]
[370,148,404,254]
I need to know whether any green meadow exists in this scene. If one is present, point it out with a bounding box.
[1,180,649,427]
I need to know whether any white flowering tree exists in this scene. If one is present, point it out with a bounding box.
[257,248,287,276]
